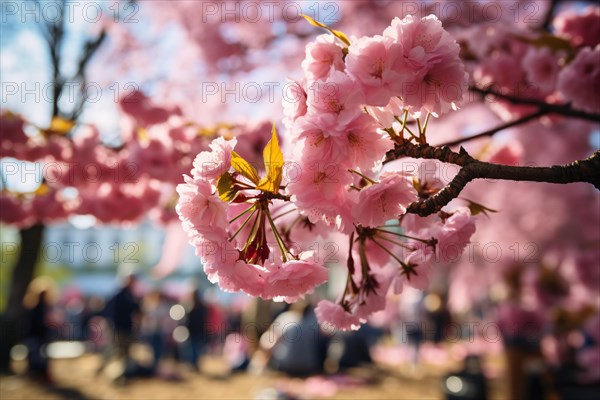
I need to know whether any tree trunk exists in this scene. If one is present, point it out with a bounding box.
[0,223,45,373]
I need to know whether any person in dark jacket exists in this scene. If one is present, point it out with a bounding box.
[96,274,140,380]
[186,290,207,371]
[26,290,51,381]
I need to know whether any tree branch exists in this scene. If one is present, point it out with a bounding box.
[71,30,107,119]
[470,86,600,123]
[47,8,64,118]
[386,142,473,166]
[387,142,600,217]
[438,109,550,147]
[541,0,560,31]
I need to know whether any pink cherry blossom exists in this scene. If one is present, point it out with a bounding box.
[301,34,346,82]
[8,5,598,345]
[362,237,392,269]
[522,47,561,96]
[0,192,33,228]
[187,228,266,297]
[557,46,600,114]
[366,97,405,129]
[45,136,73,162]
[352,264,398,319]
[392,246,435,293]
[176,175,228,234]
[0,111,29,159]
[553,6,600,48]
[315,300,362,331]
[306,71,365,127]
[433,207,477,263]
[188,227,264,297]
[189,230,236,281]
[402,212,438,236]
[282,78,308,129]
[340,113,394,171]
[119,90,180,127]
[346,35,399,106]
[0,111,28,145]
[287,156,353,227]
[352,171,418,228]
[475,52,526,91]
[487,141,524,166]
[191,137,237,183]
[263,252,329,302]
[129,137,179,182]
[216,260,266,297]
[383,15,467,116]
[292,116,350,164]
[402,54,467,117]
[273,206,337,257]
[78,179,161,223]
[31,188,72,223]
[71,125,101,161]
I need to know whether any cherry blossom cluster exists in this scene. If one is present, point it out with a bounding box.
[177,15,479,330]
[462,5,600,118]
[285,14,468,231]
[0,92,248,227]
[176,133,329,301]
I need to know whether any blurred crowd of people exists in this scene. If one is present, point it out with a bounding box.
[18,274,385,386]
[20,275,227,383]
[16,273,599,399]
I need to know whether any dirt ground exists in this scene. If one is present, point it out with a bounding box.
[1,351,509,400]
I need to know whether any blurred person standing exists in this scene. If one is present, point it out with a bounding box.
[141,289,169,373]
[25,289,52,381]
[496,269,546,400]
[185,289,207,372]
[82,296,107,351]
[97,274,141,381]
[21,277,59,382]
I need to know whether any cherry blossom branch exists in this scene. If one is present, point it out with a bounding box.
[386,142,600,217]
[438,109,550,147]
[71,31,107,119]
[43,0,64,118]
[386,141,473,166]
[470,86,600,122]
[541,0,560,31]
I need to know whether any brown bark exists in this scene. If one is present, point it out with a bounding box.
[386,142,600,217]
[0,224,45,372]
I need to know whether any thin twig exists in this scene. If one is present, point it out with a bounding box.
[470,86,600,123]
[438,109,550,147]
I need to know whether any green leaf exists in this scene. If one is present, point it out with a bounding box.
[231,151,260,184]
[301,14,350,46]
[256,124,284,193]
[217,172,238,202]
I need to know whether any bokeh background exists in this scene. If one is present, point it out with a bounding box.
[1,1,599,399]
